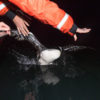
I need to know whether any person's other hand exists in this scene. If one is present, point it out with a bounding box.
[76,28,91,34]
[73,34,77,41]
[73,28,91,41]
[13,15,30,36]
[0,22,11,37]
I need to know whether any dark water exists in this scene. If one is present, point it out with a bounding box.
[39,51,100,100]
[0,38,100,100]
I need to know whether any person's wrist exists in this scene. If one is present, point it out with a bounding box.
[70,24,78,34]
[5,10,16,20]
[76,28,80,33]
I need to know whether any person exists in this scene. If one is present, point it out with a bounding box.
[1,0,91,41]
[0,0,30,36]
[0,21,11,37]
[0,0,91,65]
[0,21,11,44]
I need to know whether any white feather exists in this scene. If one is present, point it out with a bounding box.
[39,49,61,65]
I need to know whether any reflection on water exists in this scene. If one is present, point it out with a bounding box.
[0,39,100,100]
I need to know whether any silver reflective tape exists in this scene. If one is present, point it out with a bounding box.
[0,3,6,11]
[57,13,69,30]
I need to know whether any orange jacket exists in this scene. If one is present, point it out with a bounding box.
[0,0,9,16]
[0,0,16,20]
[0,0,77,36]
[8,0,77,36]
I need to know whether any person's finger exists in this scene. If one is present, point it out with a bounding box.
[6,30,11,35]
[1,22,10,30]
[17,27,22,35]
[84,28,91,33]
[0,28,11,35]
[23,26,29,35]
[0,23,10,31]
[24,20,30,26]
[73,34,77,41]
[19,26,28,36]
[20,27,28,36]
[22,22,30,36]
[81,28,91,33]
[76,28,91,34]
[17,26,27,36]
[0,27,9,31]
[0,32,8,37]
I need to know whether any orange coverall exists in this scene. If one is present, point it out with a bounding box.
[0,0,77,36]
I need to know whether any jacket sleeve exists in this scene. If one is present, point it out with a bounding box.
[8,0,77,36]
[0,1,9,16]
[0,1,16,20]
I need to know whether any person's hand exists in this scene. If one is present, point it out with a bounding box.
[73,34,77,41]
[73,28,91,41]
[0,22,11,37]
[76,28,91,34]
[13,15,30,36]
[16,9,32,24]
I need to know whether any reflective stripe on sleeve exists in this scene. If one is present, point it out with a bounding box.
[0,2,9,11]
[57,13,69,30]
[0,3,6,11]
